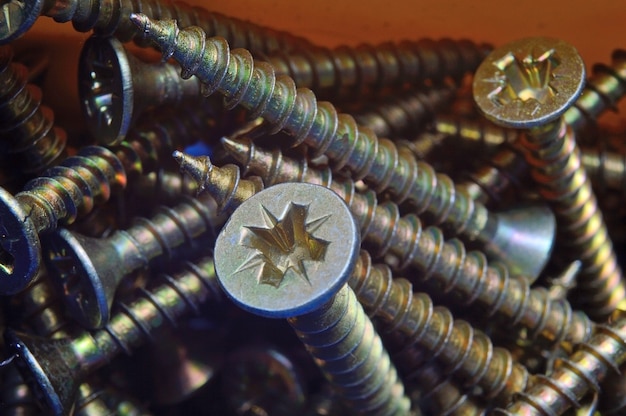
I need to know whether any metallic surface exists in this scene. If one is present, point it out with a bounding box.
[4,256,221,416]
[134,16,549,278]
[220,137,591,345]
[0,146,126,295]
[474,37,625,320]
[214,182,410,415]
[42,193,220,329]
[0,44,66,175]
[494,317,626,415]
[79,35,201,145]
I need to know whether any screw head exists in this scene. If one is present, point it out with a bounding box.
[0,186,41,294]
[473,37,585,128]
[0,0,44,44]
[78,36,133,145]
[214,182,360,319]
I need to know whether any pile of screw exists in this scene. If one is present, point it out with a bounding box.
[0,1,625,415]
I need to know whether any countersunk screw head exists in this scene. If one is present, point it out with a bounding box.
[215,183,360,319]
[0,186,40,294]
[0,0,43,44]
[473,37,585,128]
[79,36,133,145]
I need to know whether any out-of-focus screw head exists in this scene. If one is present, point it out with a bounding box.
[0,0,43,44]
[214,182,359,319]
[0,186,40,294]
[473,37,585,128]
[79,35,134,145]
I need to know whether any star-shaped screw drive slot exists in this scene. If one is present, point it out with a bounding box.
[489,46,560,107]
[237,203,330,288]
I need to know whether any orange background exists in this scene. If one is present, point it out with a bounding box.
[19,1,626,131]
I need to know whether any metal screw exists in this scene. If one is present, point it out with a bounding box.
[0,44,67,176]
[352,86,456,139]
[177,147,589,347]
[349,249,529,406]
[133,15,550,278]
[493,316,626,415]
[0,145,126,295]
[0,0,314,51]
[78,35,201,145]
[4,256,221,416]
[564,49,626,136]
[265,39,490,99]
[214,182,410,415]
[42,193,220,329]
[473,36,625,320]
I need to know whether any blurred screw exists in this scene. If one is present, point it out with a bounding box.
[474,36,625,320]
[5,256,221,416]
[494,316,626,415]
[79,35,201,145]
[214,182,410,415]
[0,145,126,295]
[0,44,66,175]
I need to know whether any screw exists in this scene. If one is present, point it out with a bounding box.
[349,249,529,406]
[79,35,201,145]
[564,49,626,136]
[42,193,221,329]
[0,0,314,51]
[177,147,590,346]
[74,381,152,416]
[0,145,126,295]
[0,44,67,176]
[265,38,490,99]
[493,316,626,416]
[352,86,456,139]
[133,16,548,279]
[4,256,221,416]
[473,36,625,320]
[214,182,410,415]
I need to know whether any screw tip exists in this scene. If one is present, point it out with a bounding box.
[173,151,213,190]
[221,136,251,164]
[129,13,149,33]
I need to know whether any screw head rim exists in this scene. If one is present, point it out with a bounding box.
[0,186,41,294]
[214,182,360,319]
[473,37,586,128]
[78,35,133,145]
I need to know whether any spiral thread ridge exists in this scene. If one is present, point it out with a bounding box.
[495,317,626,416]
[288,284,411,415]
[564,49,626,134]
[521,119,625,319]
[347,250,528,405]
[139,17,491,246]
[37,0,313,53]
[0,45,66,174]
[266,39,490,98]
[353,86,456,138]
[223,137,594,345]
[15,145,127,233]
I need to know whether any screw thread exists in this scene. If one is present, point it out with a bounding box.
[288,284,411,415]
[8,257,221,414]
[0,45,66,174]
[266,39,490,97]
[138,17,494,249]
[564,49,626,133]
[349,250,529,405]
[222,137,593,345]
[494,317,626,416]
[15,145,127,233]
[581,144,626,195]
[434,115,520,148]
[394,133,447,160]
[352,86,456,138]
[174,151,264,214]
[74,380,152,416]
[521,119,625,319]
[40,0,312,53]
